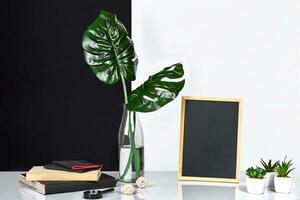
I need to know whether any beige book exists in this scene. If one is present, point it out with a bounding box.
[26,166,101,181]
[20,174,46,194]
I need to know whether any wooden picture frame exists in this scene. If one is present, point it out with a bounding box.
[178,96,242,183]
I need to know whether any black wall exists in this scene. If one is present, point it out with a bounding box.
[0,0,131,170]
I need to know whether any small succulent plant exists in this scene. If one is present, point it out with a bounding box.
[276,156,295,177]
[246,167,266,179]
[260,159,279,172]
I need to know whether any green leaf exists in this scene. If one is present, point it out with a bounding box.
[286,168,295,176]
[260,159,279,172]
[82,10,138,85]
[126,63,185,112]
[276,156,295,177]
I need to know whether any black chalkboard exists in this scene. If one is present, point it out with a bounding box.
[179,97,242,183]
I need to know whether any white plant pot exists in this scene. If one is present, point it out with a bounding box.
[246,177,265,195]
[274,177,292,193]
[265,172,276,188]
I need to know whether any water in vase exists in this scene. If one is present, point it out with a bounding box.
[119,145,144,182]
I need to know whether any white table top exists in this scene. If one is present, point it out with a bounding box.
[0,172,299,200]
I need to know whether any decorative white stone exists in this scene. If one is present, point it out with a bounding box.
[136,176,148,188]
[137,189,146,199]
[121,194,134,200]
[121,184,135,195]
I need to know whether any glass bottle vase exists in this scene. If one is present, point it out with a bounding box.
[118,105,144,182]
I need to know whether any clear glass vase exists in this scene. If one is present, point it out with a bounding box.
[118,105,144,182]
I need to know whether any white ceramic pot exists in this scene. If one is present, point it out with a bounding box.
[265,172,276,188]
[246,177,266,195]
[274,177,292,193]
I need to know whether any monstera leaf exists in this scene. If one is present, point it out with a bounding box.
[127,63,185,112]
[82,10,137,85]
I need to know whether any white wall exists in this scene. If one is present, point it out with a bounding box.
[132,0,300,173]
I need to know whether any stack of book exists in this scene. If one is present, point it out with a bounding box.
[19,161,116,195]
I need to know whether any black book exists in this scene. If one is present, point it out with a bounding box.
[19,173,117,195]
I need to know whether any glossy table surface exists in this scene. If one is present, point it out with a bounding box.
[0,172,299,200]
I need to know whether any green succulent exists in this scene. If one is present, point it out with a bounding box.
[260,159,279,172]
[276,156,295,177]
[246,167,266,179]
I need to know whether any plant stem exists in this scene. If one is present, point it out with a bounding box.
[129,112,141,178]
[120,111,134,180]
[119,74,131,180]
[119,75,141,180]
[120,75,128,104]
[120,111,140,180]
[120,148,133,180]
[132,112,141,177]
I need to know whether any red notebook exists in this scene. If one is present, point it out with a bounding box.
[45,160,102,173]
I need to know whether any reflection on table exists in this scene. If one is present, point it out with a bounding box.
[179,181,299,200]
[179,181,238,200]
